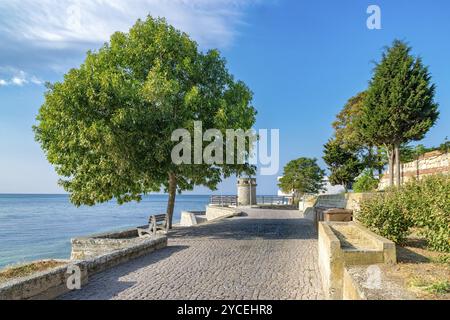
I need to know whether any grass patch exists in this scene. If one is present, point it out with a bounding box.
[426,281,450,295]
[0,260,65,284]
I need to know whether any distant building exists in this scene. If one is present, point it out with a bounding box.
[319,177,346,195]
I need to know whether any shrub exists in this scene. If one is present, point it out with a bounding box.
[402,175,450,252]
[353,170,379,193]
[358,191,411,244]
[358,174,450,252]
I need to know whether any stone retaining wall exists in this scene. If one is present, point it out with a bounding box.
[0,234,167,300]
[179,211,208,227]
[71,228,155,260]
[206,205,242,221]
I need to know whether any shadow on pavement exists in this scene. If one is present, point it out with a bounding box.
[59,245,188,300]
[169,217,317,241]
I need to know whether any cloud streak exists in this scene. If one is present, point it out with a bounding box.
[0,0,264,84]
[0,0,259,49]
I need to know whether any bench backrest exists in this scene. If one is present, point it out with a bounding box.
[148,214,167,224]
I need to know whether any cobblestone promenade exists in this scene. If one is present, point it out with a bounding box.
[62,208,323,300]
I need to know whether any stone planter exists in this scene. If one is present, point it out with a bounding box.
[318,221,396,300]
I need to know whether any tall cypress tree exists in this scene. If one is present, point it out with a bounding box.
[360,40,439,186]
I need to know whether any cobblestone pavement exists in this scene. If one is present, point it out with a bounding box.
[61,208,323,300]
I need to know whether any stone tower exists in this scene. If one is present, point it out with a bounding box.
[237,178,257,206]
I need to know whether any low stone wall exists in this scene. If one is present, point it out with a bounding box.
[0,260,87,300]
[206,205,242,221]
[0,234,167,300]
[318,222,396,299]
[302,193,376,224]
[71,228,153,260]
[82,235,167,275]
[314,194,347,209]
[343,265,415,300]
[179,211,208,227]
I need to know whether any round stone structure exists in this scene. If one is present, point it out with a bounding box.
[237,178,257,206]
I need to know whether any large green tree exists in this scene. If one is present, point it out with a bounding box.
[360,40,439,187]
[34,16,256,228]
[333,91,385,175]
[323,138,362,191]
[278,158,325,201]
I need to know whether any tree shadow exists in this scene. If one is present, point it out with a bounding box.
[397,239,431,264]
[59,245,188,300]
[169,217,318,241]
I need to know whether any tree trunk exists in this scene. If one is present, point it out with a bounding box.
[387,146,395,187]
[368,146,374,175]
[395,144,401,187]
[377,147,383,176]
[166,172,177,230]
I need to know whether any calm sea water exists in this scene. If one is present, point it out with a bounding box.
[0,194,210,269]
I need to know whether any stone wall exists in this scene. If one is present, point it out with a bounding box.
[0,235,167,300]
[70,228,166,260]
[179,211,208,227]
[206,205,242,221]
[379,151,449,190]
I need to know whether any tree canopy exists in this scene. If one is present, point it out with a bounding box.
[278,157,325,200]
[359,40,439,186]
[323,138,362,190]
[34,16,257,227]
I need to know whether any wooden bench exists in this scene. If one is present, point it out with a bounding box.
[137,214,168,237]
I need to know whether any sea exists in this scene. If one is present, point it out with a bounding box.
[0,194,210,269]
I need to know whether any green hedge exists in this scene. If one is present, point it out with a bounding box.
[358,175,450,252]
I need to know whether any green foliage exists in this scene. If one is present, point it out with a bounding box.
[332,92,386,175]
[360,40,439,148]
[333,92,366,151]
[323,139,362,190]
[359,175,450,252]
[34,16,256,219]
[358,40,439,186]
[278,158,325,200]
[401,175,450,252]
[353,170,379,193]
[358,191,412,244]
[426,281,450,295]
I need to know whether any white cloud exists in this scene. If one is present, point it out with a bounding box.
[0,68,43,87]
[0,0,259,49]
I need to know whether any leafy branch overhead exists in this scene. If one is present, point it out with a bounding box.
[34,16,257,228]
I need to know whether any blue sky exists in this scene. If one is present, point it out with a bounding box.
[0,0,449,195]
